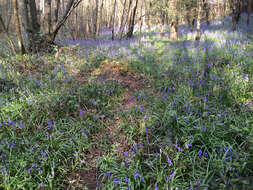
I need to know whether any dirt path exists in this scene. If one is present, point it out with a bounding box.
[68,60,152,189]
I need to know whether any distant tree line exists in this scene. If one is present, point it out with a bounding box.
[0,0,252,55]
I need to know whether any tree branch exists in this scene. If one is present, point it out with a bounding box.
[52,0,83,40]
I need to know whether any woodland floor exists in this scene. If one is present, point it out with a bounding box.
[0,14,253,190]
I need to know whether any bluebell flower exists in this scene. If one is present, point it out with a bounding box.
[145,127,148,133]
[174,144,182,152]
[131,146,137,154]
[124,176,129,184]
[105,172,111,177]
[167,171,175,182]
[28,99,35,104]
[198,150,202,157]
[138,105,145,112]
[167,156,173,166]
[134,170,139,179]
[80,109,85,116]
[185,143,192,149]
[10,141,15,148]
[114,177,120,184]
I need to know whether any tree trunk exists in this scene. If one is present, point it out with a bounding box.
[127,0,139,38]
[44,0,52,34]
[230,0,241,31]
[232,14,236,31]
[54,0,61,28]
[170,0,178,40]
[203,0,210,25]
[21,0,31,36]
[191,19,195,32]
[147,1,152,32]
[222,0,226,25]
[111,0,117,40]
[119,0,128,38]
[29,0,40,33]
[85,4,90,38]
[138,0,144,45]
[119,0,133,39]
[160,13,165,36]
[93,0,99,38]
[98,0,104,35]
[170,21,178,40]
[12,0,26,55]
[247,0,251,25]
[195,0,202,41]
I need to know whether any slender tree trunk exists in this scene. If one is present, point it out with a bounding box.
[203,0,210,25]
[230,0,241,31]
[54,0,61,28]
[240,0,243,13]
[247,0,251,25]
[147,1,152,32]
[232,14,237,31]
[120,0,133,39]
[6,3,13,32]
[93,0,99,38]
[98,0,104,35]
[29,0,40,33]
[119,0,128,38]
[195,0,202,41]
[191,19,195,32]
[127,0,139,38]
[186,10,191,29]
[45,0,52,34]
[170,0,178,40]
[12,0,26,55]
[85,4,90,38]
[112,0,117,40]
[160,14,165,36]
[138,0,144,45]
[222,0,226,25]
